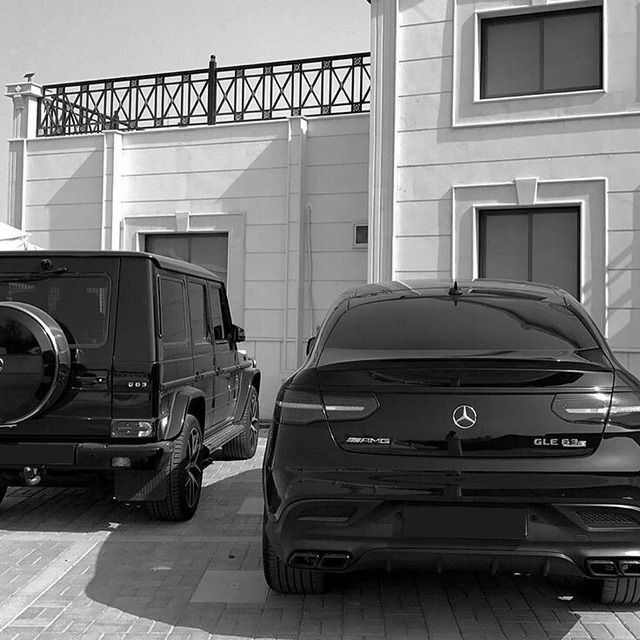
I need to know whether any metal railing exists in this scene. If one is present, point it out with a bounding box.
[37,52,371,137]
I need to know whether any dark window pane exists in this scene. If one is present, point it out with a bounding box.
[188,282,208,343]
[481,7,602,98]
[320,297,597,365]
[146,236,189,263]
[4,276,109,346]
[209,284,229,341]
[190,234,228,281]
[531,211,579,296]
[544,10,601,91]
[145,233,229,284]
[160,278,187,344]
[483,18,540,97]
[481,214,528,282]
[355,225,369,245]
[480,207,580,298]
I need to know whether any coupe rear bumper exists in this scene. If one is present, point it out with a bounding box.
[265,497,640,579]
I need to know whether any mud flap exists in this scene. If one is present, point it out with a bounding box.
[114,464,170,501]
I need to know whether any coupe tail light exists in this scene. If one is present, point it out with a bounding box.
[275,389,379,425]
[552,393,610,423]
[552,392,640,428]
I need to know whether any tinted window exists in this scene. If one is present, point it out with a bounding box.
[481,7,602,98]
[188,282,208,344]
[479,207,580,297]
[319,296,598,365]
[1,276,109,346]
[160,278,187,344]
[209,284,230,342]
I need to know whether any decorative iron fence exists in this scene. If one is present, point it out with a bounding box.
[37,52,371,137]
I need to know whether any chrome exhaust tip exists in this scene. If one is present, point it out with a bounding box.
[586,559,618,577]
[22,466,41,486]
[289,552,320,569]
[619,560,640,576]
[318,552,351,570]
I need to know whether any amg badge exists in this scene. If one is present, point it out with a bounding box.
[534,437,587,448]
[345,436,391,445]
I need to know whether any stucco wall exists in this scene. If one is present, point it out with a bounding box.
[394,0,640,371]
[17,114,370,414]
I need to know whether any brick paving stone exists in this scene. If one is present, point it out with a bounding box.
[1,435,640,639]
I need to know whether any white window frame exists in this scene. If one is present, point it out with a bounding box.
[473,0,605,103]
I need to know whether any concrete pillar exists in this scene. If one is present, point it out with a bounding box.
[101,131,124,250]
[283,116,309,375]
[368,0,397,283]
[5,82,42,228]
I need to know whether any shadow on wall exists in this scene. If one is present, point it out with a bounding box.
[29,150,104,249]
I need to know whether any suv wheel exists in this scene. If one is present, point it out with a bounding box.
[262,524,329,594]
[147,414,203,521]
[599,578,640,605]
[222,385,259,460]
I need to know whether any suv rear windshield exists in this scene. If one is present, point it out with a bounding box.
[0,276,110,346]
[319,296,599,365]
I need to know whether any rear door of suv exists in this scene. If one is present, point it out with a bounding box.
[187,278,216,429]
[208,282,239,427]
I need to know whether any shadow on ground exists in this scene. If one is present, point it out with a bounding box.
[0,457,604,639]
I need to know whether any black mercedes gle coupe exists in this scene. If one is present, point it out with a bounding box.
[262,280,640,604]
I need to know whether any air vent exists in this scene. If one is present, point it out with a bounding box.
[574,507,640,529]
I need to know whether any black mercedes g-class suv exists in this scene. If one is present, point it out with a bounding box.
[0,251,260,521]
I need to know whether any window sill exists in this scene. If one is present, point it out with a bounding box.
[473,88,605,104]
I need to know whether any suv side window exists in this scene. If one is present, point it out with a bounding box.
[209,283,231,342]
[159,276,188,345]
[188,280,209,344]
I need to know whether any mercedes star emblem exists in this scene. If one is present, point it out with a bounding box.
[452,405,477,429]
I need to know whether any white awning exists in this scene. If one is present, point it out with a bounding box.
[0,222,40,250]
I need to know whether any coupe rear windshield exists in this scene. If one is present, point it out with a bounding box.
[0,276,110,346]
[319,296,600,365]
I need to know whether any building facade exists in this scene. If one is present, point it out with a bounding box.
[369,0,640,371]
[6,0,640,408]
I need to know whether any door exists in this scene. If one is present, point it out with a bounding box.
[209,282,238,426]
[188,279,216,433]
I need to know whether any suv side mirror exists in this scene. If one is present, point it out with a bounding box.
[232,325,246,343]
[306,336,316,356]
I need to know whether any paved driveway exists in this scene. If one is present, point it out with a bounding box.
[0,434,639,640]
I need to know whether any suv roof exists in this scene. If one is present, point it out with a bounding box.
[0,250,224,283]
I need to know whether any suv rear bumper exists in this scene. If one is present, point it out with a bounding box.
[0,440,173,471]
[264,497,640,580]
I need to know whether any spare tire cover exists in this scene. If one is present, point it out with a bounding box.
[0,301,71,423]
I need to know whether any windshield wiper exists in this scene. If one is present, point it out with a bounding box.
[0,267,68,282]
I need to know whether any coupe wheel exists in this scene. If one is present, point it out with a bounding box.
[599,578,640,605]
[147,414,203,521]
[262,524,329,595]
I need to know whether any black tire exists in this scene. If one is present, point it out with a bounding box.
[599,578,640,605]
[147,414,203,521]
[262,525,329,594]
[222,385,259,460]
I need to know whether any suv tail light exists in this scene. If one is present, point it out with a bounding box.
[275,389,379,425]
[552,392,640,427]
[111,419,154,438]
